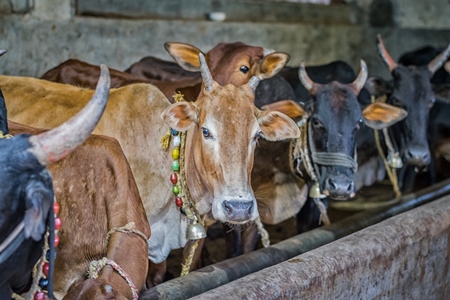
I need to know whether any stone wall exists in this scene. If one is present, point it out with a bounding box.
[0,0,449,79]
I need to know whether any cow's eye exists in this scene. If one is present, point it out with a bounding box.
[355,118,363,131]
[391,97,402,107]
[202,127,213,139]
[429,97,436,108]
[240,66,250,74]
[311,116,323,128]
[254,131,262,141]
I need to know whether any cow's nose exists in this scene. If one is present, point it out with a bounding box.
[405,147,430,166]
[324,176,354,200]
[222,200,254,222]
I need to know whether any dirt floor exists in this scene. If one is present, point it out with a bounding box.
[163,179,399,281]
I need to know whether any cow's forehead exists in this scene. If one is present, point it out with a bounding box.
[314,82,361,119]
[197,84,256,125]
[206,42,264,70]
[392,65,433,101]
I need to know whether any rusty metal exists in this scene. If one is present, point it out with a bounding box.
[140,179,450,300]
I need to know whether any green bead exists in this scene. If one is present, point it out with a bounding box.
[172,160,180,171]
[172,185,180,195]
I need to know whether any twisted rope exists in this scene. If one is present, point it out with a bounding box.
[371,96,402,199]
[88,257,139,300]
[255,217,270,248]
[311,152,357,171]
[106,222,149,247]
[180,239,200,276]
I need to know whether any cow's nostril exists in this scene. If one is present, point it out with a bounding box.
[347,182,353,192]
[223,201,232,213]
[327,178,336,190]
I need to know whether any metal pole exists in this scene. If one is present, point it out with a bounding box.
[140,179,450,300]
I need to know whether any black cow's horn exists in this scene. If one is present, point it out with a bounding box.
[428,43,450,74]
[199,53,214,92]
[0,49,7,57]
[298,61,314,91]
[376,34,397,72]
[352,59,368,93]
[248,76,260,92]
[28,64,111,166]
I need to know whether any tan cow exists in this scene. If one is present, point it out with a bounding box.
[1,54,300,285]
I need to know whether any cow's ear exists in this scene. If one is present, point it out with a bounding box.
[164,42,203,72]
[258,52,290,80]
[365,76,391,97]
[257,110,300,141]
[434,84,450,103]
[261,100,308,119]
[161,102,199,131]
[362,102,407,130]
[24,181,52,241]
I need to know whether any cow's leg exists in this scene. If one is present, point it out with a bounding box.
[296,196,328,233]
[147,260,167,288]
[223,224,243,258]
[241,222,260,254]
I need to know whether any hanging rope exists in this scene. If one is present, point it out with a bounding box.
[371,96,402,199]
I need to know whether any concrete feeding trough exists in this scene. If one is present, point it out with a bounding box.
[141,179,450,299]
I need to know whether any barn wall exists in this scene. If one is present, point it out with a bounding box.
[191,195,450,299]
[0,0,449,79]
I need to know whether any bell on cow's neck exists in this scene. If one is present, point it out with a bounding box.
[309,182,325,198]
[387,151,403,169]
[186,218,206,240]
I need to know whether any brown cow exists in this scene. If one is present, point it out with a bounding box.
[40,41,289,103]
[1,53,299,288]
[9,122,150,300]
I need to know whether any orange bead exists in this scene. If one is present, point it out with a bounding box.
[53,202,60,214]
[54,235,60,247]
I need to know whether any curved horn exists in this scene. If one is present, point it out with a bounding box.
[298,61,314,91]
[199,53,214,92]
[248,76,260,92]
[0,49,7,57]
[351,59,368,93]
[376,34,397,72]
[29,64,111,166]
[428,43,450,74]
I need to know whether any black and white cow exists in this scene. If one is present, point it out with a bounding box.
[0,65,110,299]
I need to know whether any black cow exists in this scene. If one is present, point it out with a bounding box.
[0,66,110,299]
[364,35,450,192]
[398,45,450,184]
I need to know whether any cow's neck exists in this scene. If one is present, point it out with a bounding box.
[184,128,213,216]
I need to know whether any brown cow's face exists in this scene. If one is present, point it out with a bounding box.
[162,81,300,224]
[165,41,289,88]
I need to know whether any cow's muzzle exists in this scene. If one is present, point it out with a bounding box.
[322,174,355,201]
[222,200,254,223]
[403,146,431,169]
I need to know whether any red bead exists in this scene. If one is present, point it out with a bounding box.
[42,262,50,277]
[54,235,60,247]
[53,202,60,214]
[34,291,45,300]
[55,217,62,230]
[170,173,178,184]
[175,197,183,207]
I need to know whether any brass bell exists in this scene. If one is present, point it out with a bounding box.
[186,218,207,240]
[387,152,403,169]
[309,182,326,198]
